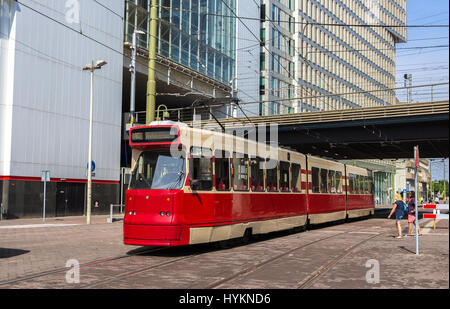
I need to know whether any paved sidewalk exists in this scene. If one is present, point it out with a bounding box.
[0,215,137,283]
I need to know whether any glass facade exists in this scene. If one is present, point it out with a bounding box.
[260,0,407,115]
[125,0,236,85]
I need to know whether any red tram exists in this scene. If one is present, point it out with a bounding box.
[124,123,375,247]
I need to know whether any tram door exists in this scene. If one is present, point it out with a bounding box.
[56,183,85,217]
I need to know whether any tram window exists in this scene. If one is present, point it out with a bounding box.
[328,170,336,194]
[320,169,328,193]
[354,174,359,194]
[130,151,186,190]
[250,157,264,192]
[215,150,230,191]
[349,174,355,194]
[359,175,364,194]
[189,147,213,191]
[266,160,278,192]
[311,167,320,193]
[335,171,343,194]
[233,154,249,191]
[291,163,301,192]
[280,162,290,192]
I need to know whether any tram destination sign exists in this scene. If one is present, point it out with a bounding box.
[131,127,179,144]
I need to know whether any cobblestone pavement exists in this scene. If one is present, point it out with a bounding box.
[0,214,448,289]
[0,215,139,283]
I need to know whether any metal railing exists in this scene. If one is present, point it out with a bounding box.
[107,204,124,223]
[193,100,449,129]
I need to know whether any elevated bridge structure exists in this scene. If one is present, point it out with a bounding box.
[193,101,449,160]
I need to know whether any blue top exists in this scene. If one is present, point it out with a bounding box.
[394,201,406,217]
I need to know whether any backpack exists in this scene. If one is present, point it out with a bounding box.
[403,202,408,213]
[397,201,407,213]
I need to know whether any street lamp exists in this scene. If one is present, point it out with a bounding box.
[83,60,107,225]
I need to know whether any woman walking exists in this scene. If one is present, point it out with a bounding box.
[407,192,423,236]
[388,193,406,239]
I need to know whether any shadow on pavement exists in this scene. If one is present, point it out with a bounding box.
[0,248,30,259]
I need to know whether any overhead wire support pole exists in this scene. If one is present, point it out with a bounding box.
[414,146,420,255]
[146,0,158,125]
[130,30,145,125]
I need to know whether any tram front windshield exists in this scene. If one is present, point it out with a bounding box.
[129,151,185,190]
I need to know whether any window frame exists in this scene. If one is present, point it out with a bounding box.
[279,161,291,192]
[320,168,328,194]
[266,159,279,192]
[311,167,320,193]
[232,153,249,192]
[291,163,302,193]
[189,147,213,191]
[250,157,265,192]
[214,150,231,192]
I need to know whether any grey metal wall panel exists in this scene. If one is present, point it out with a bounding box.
[5,0,124,181]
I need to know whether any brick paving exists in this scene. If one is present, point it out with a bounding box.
[0,213,448,289]
[0,215,139,283]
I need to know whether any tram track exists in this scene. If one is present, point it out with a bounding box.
[77,230,347,289]
[0,246,166,287]
[206,226,382,289]
[296,232,382,289]
[1,221,383,289]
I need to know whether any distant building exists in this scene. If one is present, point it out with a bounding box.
[259,0,407,115]
[394,159,432,201]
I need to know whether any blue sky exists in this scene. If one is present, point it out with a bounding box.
[395,0,449,102]
[395,2,448,182]
[430,158,449,182]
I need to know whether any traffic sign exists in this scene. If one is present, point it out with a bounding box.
[86,161,96,172]
[41,170,50,182]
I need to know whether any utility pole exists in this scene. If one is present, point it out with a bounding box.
[444,159,447,201]
[146,0,158,125]
[130,30,145,125]
[414,146,420,255]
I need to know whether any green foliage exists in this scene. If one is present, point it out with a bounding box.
[430,180,449,197]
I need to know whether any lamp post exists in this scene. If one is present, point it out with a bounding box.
[83,60,107,225]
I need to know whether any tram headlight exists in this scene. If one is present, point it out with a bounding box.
[160,211,165,217]
[166,212,171,217]
[133,211,136,216]
[129,211,132,216]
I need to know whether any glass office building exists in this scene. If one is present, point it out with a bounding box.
[125,0,236,86]
[260,0,407,115]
